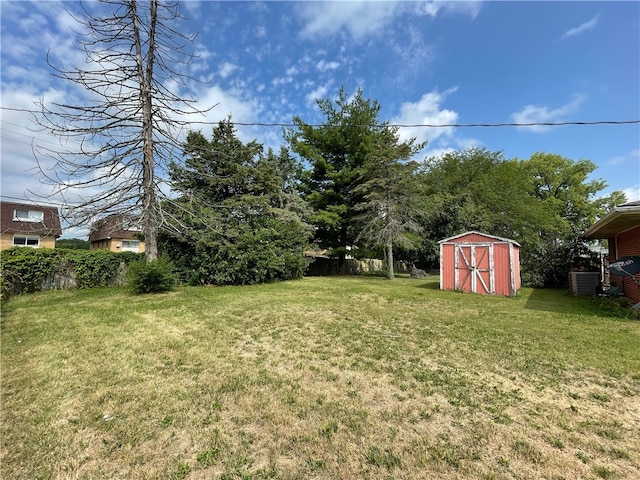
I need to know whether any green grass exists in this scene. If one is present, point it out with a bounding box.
[2,276,639,479]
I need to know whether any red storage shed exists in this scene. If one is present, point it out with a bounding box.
[439,231,521,297]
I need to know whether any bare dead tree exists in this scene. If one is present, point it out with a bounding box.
[33,0,214,260]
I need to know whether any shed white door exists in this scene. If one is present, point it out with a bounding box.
[454,244,494,294]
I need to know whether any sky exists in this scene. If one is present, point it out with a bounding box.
[1,0,639,239]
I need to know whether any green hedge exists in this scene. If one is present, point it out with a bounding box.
[1,248,142,299]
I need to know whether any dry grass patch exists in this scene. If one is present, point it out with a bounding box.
[2,277,639,479]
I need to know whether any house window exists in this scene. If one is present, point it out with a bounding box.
[13,235,40,248]
[122,240,140,252]
[13,209,44,222]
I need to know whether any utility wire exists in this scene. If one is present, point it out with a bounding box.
[233,120,640,128]
[0,195,70,207]
[1,106,638,129]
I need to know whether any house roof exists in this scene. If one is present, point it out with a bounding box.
[89,214,142,242]
[584,201,640,239]
[0,201,63,237]
[438,230,520,246]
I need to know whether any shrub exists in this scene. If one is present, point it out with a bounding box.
[127,257,176,294]
[66,250,140,289]
[1,248,141,300]
[1,248,59,299]
[160,219,310,286]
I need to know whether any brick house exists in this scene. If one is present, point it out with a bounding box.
[89,214,145,253]
[0,201,62,250]
[584,201,640,303]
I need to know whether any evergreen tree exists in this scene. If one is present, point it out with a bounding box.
[354,127,425,279]
[286,87,384,267]
[162,119,311,285]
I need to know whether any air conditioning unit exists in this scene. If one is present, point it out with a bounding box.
[569,271,600,295]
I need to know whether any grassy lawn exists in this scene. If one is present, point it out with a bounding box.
[1,276,639,479]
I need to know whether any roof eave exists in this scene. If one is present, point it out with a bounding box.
[584,206,640,239]
[438,230,520,246]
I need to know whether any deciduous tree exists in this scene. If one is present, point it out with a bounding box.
[522,153,622,286]
[418,148,540,267]
[419,148,625,287]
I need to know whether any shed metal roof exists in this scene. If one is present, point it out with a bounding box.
[438,230,520,246]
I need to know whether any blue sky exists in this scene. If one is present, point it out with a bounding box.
[1,1,639,238]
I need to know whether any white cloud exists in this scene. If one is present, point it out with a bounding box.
[622,185,640,202]
[607,149,640,169]
[316,60,340,72]
[415,1,482,19]
[390,88,459,147]
[192,45,214,72]
[272,76,293,86]
[186,84,263,140]
[298,1,398,40]
[420,136,483,163]
[181,0,203,19]
[1,88,74,198]
[218,62,239,79]
[298,1,482,40]
[606,155,626,166]
[389,24,436,82]
[421,146,456,161]
[559,14,600,40]
[306,84,331,106]
[511,94,586,132]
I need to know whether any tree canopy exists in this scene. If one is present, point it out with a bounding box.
[161,119,311,285]
[354,126,425,279]
[417,148,624,286]
[285,87,386,263]
[34,4,623,293]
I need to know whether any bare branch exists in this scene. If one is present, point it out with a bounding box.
[33,0,216,259]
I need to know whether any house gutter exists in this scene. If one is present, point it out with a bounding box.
[584,204,638,239]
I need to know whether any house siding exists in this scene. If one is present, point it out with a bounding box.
[89,214,145,253]
[0,233,56,250]
[609,226,640,303]
[0,202,62,251]
[91,238,145,253]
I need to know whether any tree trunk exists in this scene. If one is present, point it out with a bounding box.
[386,238,394,280]
[134,0,158,261]
[338,225,348,273]
[33,0,212,246]
[385,194,394,280]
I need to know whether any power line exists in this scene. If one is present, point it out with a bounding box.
[233,120,640,128]
[0,195,74,207]
[1,106,638,129]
